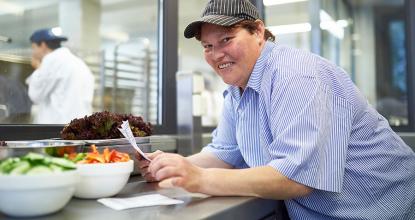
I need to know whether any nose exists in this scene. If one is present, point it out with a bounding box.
[211,47,225,61]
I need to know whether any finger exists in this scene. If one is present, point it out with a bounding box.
[138,160,150,169]
[149,152,180,168]
[147,150,164,160]
[159,177,177,188]
[154,166,179,181]
[143,172,157,182]
[159,177,183,188]
[140,167,149,175]
[148,156,178,175]
[135,150,163,161]
[134,153,142,161]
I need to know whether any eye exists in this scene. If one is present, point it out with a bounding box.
[222,37,231,43]
[203,44,212,49]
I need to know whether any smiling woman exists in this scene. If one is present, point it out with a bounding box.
[199,22,266,89]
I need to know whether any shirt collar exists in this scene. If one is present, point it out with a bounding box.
[246,41,275,93]
[223,41,276,99]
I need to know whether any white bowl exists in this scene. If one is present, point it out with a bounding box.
[74,160,133,199]
[0,170,78,217]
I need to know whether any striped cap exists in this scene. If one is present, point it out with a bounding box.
[184,0,260,39]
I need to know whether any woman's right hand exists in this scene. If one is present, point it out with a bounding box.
[135,150,163,182]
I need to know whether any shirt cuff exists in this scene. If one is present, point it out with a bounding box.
[201,145,247,168]
[268,159,342,193]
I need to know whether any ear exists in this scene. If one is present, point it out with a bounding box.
[254,20,265,41]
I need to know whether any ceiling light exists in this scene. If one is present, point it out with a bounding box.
[0,2,24,15]
[263,0,308,6]
[267,23,311,35]
[319,10,345,39]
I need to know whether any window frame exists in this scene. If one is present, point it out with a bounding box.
[402,0,415,132]
[0,0,179,140]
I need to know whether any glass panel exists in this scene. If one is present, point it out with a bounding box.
[266,0,408,127]
[264,0,310,50]
[320,0,353,74]
[347,0,407,126]
[0,0,159,125]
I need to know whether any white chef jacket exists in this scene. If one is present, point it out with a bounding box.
[26,47,95,124]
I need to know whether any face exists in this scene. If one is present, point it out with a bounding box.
[200,22,265,89]
[31,42,49,61]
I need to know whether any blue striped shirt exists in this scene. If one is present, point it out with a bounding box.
[202,41,415,219]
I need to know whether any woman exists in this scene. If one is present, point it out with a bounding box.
[139,0,415,219]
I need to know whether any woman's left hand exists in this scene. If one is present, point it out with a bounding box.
[148,153,204,192]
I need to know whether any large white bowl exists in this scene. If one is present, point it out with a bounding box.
[74,160,133,199]
[0,170,78,217]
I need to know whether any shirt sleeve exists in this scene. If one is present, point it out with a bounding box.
[201,92,248,168]
[26,57,61,104]
[266,73,353,193]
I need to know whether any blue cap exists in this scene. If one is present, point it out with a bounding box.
[30,28,68,43]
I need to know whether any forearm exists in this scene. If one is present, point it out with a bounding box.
[187,152,233,169]
[198,166,312,200]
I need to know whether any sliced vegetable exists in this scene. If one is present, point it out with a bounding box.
[0,153,76,175]
[26,165,52,175]
[9,161,31,175]
[50,157,77,169]
[70,145,130,164]
[24,152,45,161]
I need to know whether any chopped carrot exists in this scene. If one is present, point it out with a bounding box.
[75,145,130,164]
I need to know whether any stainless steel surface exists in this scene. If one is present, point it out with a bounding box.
[398,132,415,152]
[3,140,86,148]
[176,71,203,156]
[83,136,150,145]
[0,135,176,162]
[0,176,279,220]
[0,140,88,160]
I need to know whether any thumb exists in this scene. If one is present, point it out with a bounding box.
[148,150,164,160]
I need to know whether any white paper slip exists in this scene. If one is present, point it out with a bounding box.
[118,120,151,161]
[97,194,184,210]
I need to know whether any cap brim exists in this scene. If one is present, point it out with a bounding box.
[184,15,245,39]
[55,36,68,42]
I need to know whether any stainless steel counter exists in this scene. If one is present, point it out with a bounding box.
[0,176,280,220]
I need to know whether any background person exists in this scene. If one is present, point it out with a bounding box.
[26,28,94,124]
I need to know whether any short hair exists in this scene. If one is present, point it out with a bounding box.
[34,40,62,50]
[195,20,276,42]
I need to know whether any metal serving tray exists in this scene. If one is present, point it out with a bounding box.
[3,140,86,148]
[0,140,87,160]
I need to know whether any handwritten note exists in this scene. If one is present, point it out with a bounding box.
[118,120,151,161]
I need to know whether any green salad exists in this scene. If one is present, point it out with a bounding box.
[0,153,76,175]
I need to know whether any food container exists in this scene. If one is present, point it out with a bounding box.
[0,135,176,174]
[0,170,79,217]
[0,140,87,160]
[74,160,134,199]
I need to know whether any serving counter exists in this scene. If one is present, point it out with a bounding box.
[0,176,282,220]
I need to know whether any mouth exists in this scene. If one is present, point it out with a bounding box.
[218,62,234,70]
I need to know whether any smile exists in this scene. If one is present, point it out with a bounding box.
[218,62,234,69]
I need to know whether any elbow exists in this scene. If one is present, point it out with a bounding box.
[296,185,313,197]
